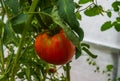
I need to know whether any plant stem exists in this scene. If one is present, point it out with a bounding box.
[0,0,7,20]
[0,21,5,72]
[10,0,39,80]
[66,63,71,81]
[0,2,6,71]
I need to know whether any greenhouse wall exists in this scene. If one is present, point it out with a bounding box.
[71,0,120,81]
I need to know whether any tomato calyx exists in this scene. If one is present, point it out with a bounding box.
[41,25,62,36]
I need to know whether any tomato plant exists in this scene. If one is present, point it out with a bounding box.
[0,0,119,81]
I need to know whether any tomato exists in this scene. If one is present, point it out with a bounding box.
[48,68,56,74]
[34,30,75,65]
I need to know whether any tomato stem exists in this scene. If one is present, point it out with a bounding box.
[10,0,39,80]
[66,62,71,81]
[0,22,5,72]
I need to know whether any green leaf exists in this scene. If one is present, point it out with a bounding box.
[57,0,84,41]
[12,24,25,34]
[101,21,112,31]
[76,12,82,20]
[38,0,54,13]
[25,66,31,81]
[5,0,19,14]
[75,48,82,59]
[11,14,27,33]
[106,65,113,72]
[39,12,54,27]
[82,47,97,58]
[51,6,82,54]
[79,0,92,4]
[116,17,120,22]
[3,22,18,45]
[17,70,25,79]
[11,13,34,34]
[0,75,5,80]
[106,11,112,18]
[11,14,28,25]
[117,77,120,81]
[113,21,120,32]
[33,74,40,81]
[112,1,120,12]
[84,5,103,16]
[74,2,81,8]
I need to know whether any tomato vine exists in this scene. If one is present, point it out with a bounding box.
[0,0,119,81]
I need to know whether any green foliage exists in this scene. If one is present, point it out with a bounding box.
[79,0,92,4]
[75,48,82,59]
[100,0,120,32]
[38,12,54,28]
[0,0,119,81]
[113,21,120,32]
[57,0,84,41]
[76,12,82,20]
[50,5,82,59]
[112,1,120,12]
[82,47,97,58]
[3,22,18,45]
[84,5,103,16]
[101,16,120,32]
[106,10,112,18]
[101,21,112,31]
[5,0,19,14]
[106,65,113,72]
[0,20,4,38]
[12,14,28,25]
[112,17,120,32]
[11,14,28,33]
[0,0,84,80]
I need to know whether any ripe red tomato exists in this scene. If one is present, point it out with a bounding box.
[34,30,75,65]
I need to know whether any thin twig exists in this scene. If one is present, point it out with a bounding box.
[78,3,94,12]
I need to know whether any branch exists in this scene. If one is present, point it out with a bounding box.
[10,0,39,80]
